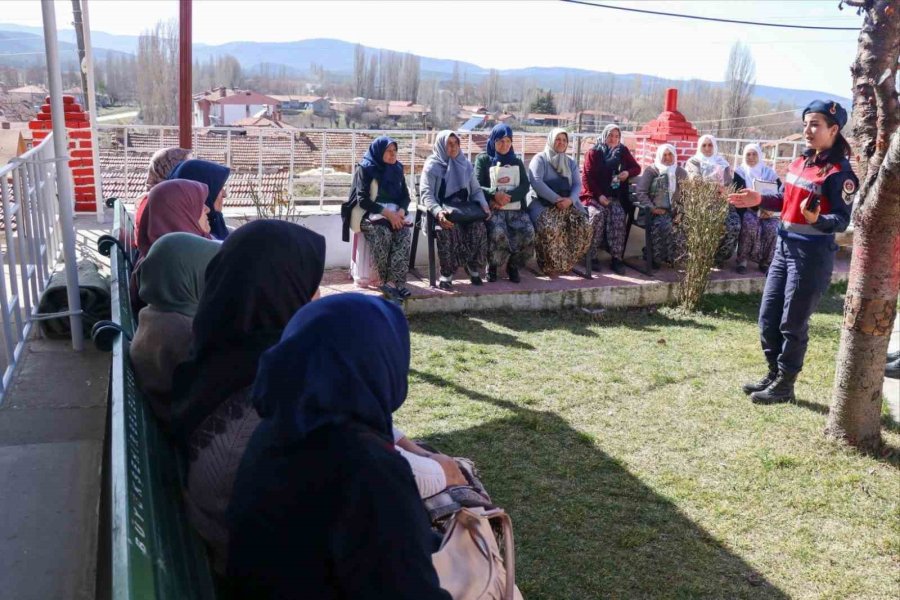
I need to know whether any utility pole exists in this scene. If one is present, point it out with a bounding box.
[70,0,89,112]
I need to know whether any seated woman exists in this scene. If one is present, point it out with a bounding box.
[353,136,413,299]
[635,144,687,268]
[168,158,232,241]
[134,147,191,250]
[734,143,780,273]
[128,232,220,423]
[170,219,326,573]
[686,134,741,266]
[421,130,490,290]
[474,124,534,283]
[131,179,212,309]
[579,124,641,275]
[226,294,452,600]
[527,128,592,275]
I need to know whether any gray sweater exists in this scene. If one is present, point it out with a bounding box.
[527,153,585,223]
[419,168,489,218]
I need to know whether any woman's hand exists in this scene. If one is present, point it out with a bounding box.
[556,197,573,210]
[381,208,405,230]
[651,207,667,216]
[430,453,467,487]
[597,195,610,207]
[800,199,820,224]
[482,204,492,220]
[617,171,630,182]
[437,210,454,230]
[494,191,511,206]
[728,189,761,209]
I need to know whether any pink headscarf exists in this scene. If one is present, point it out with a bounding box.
[138,179,211,257]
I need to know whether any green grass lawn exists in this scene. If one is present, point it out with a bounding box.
[397,285,900,600]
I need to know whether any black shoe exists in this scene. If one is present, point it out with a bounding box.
[470,275,483,286]
[736,263,747,274]
[750,371,797,404]
[487,266,498,282]
[759,263,770,273]
[742,370,778,395]
[611,258,625,275]
[651,261,661,271]
[438,280,453,291]
[887,350,900,362]
[508,266,520,283]
[886,358,900,380]
[591,258,604,271]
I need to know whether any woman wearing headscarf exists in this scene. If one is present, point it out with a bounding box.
[686,134,741,266]
[130,179,212,310]
[421,130,490,290]
[128,232,220,422]
[168,158,232,241]
[134,147,191,250]
[225,294,452,600]
[170,219,326,573]
[579,124,641,275]
[635,144,686,268]
[734,143,781,273]
[474,124,534,283]
[353,136,413,299]
[527,128,592,275]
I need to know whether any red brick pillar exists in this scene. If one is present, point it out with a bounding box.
[634,88,700,168]
[28,94,97,212]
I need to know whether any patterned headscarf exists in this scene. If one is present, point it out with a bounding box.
[146,147,190,191]
[541,127,571,181]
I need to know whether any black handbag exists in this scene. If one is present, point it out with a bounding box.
[443,199,486,224]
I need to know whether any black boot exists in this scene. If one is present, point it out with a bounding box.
[886,358,900,380]
[742,368,778,395]
[487,265,498,282]
[750,371,797,404]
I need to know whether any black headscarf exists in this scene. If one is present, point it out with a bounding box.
[251,294,410,445]
[170,219,326,441]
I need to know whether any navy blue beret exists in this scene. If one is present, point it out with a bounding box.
[802,100,848,130]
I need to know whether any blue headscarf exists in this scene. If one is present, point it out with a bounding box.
[168,159,231,240]
[359,136,406,201]
[423,130,473,198]
[251,294,410,445]
[486,124,517,166]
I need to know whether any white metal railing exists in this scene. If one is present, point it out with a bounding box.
[0,132,71,403]
[95,125,806,211]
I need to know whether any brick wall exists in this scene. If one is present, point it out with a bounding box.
[28,94,96,212]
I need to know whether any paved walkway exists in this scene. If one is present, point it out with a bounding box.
[0,214,110,600]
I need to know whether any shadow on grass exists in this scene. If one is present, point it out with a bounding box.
[412,369,790,599]
[697,283,846,325]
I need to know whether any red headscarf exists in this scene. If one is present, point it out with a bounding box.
[137,179,211,257]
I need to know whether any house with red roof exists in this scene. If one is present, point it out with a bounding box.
[193,87,281,127]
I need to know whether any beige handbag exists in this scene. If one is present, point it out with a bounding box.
[432,507,524,600]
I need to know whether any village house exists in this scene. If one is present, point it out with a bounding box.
[193,87,281,127]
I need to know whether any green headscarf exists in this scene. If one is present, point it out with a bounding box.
[138,232,221,317]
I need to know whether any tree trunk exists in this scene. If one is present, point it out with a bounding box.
[825,0,900,452]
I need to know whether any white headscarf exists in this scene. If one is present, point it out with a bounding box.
[735,143,777,186]
[541,127,572,181]
[693,134,731,181]
[423,130,473,197]
[598,124,621,147]
[654,144,678,194]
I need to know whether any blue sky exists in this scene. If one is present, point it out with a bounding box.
[9,1,863,97]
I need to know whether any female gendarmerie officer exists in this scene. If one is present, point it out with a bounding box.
[729,100,858,404]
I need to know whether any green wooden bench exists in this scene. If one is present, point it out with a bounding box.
[94,198,218,600]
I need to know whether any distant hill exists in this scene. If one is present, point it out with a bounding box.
[0,26,851,107]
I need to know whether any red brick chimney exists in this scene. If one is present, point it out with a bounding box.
[634,88,700,167]
[28,95,96,212]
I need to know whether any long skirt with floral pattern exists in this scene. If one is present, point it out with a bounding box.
[714,205,742,264]
[435,220,488,278]
[487,210,535,270]
[361,220,412,286]
[534,206,592,275]
[737,210,779,266]
[587,201,627,260]
[648,212,676,265]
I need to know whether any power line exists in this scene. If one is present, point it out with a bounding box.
[561,0,860,31]
[691,108,803,124]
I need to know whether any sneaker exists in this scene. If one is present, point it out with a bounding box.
[887,350,900,362]
[736,261,747,274]
[470,275,483,286]
[438,279,453,291]
[750,371,797,404]
[611,258,626,275]
[379,284,400,299]
[487,266,498,282]
[886,358,900,380]
[395,285,412,299]
[508,266,520,283]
